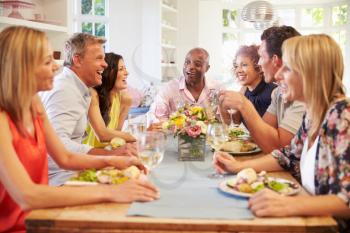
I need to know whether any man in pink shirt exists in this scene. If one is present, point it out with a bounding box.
[150,47,217,122]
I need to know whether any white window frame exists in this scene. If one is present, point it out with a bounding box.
[74,0,110,50]
[221,1,350,92]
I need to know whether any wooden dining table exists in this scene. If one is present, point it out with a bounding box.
[25,145,338,233]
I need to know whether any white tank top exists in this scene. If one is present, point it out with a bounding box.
[300,136,319,195]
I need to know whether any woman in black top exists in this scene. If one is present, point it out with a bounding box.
[231,45,277,124]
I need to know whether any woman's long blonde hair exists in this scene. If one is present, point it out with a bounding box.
[0,26,47,135]
[282,34,345,138]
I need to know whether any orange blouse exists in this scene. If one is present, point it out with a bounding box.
[0,113,48,233]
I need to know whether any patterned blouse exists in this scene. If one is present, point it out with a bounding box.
[271,99,350,232]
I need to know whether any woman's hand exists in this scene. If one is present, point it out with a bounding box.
[112,143,137,156]
[108,179,160,202]
[119,132,136,142]
[249,188,294,217]
[213,151,242,174]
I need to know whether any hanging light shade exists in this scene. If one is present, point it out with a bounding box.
[253,21,272,30]
[241,1,274,22]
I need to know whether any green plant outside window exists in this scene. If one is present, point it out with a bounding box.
[81,0,105,16]
[302,7,324,27]
[332,4,348,26]
[223,9,238,28]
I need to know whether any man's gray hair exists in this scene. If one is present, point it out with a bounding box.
[63,33,106,67]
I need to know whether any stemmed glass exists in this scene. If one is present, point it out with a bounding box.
[206,123,227,179]
[205,90,220,121]
[227,108,239,129]
[137,131,166,171]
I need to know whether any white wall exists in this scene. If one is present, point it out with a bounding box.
[198,0,222,81]
[140,0,161,84]
[177,0,199,73]
[108,0,149,90]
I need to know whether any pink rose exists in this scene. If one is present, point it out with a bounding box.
[186,125,202,138]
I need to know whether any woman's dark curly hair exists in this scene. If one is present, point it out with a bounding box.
[94,52,123,125]
[233,45,263,79]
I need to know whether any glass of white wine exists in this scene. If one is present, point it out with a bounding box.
[128,113,147,135]
[207,123,227,179]
[137,131,166,171]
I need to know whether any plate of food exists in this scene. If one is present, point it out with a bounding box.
[219,140,261,155]
[228,127,250,140]
[64,166,141,186]
[219,168,300,198]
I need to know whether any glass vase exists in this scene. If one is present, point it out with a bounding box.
[178,134,206,161]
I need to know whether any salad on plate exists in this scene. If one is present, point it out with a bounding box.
[65,166,141,186]
[219,168,300,197]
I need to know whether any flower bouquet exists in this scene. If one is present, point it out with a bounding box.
[163,104,208,161]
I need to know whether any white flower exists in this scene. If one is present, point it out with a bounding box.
[162,121,170,130]
[196,121,207,134]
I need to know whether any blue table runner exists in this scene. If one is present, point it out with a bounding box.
[127,138,254,220]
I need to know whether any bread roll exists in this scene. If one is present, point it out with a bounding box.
[237,168,257,184]
[220,141,241,152]
[123,166,140,179]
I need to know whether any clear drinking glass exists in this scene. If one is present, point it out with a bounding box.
[137,131,166,171]
[127,112,147,135]
[207,123,227,179]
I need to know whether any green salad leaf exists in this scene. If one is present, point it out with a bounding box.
[268,180,288,192]
[252,183,265,192]
[229,129,245,137]
[71,169,98,182]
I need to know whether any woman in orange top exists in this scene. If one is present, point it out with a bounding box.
[0,26,159,233]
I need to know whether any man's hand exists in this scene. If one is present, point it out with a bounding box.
[218,90,246,113]
[147,122,164,131]
[108,155,147,173]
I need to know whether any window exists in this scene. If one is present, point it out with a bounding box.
[221,2,349,93]
[301,7,324,27]
[276,9,295,25]
[74,0,109,47]
[221,8,242,89]
[332,4,347,26]
[223,9,238,28]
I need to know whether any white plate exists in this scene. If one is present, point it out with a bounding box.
[64,180,98,186]
[224,146,262,155]
[218,176,300,198]
[216,141,262,155]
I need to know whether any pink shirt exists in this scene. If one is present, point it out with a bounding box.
[150,76,217,121]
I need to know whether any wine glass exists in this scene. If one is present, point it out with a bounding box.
[137,131,166,171]
[227,108,239,129]
[206,123,227,179]
[205,90,220,121]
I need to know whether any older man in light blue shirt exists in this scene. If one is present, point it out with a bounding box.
[40,33,136,186]
[41,67,93,184]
